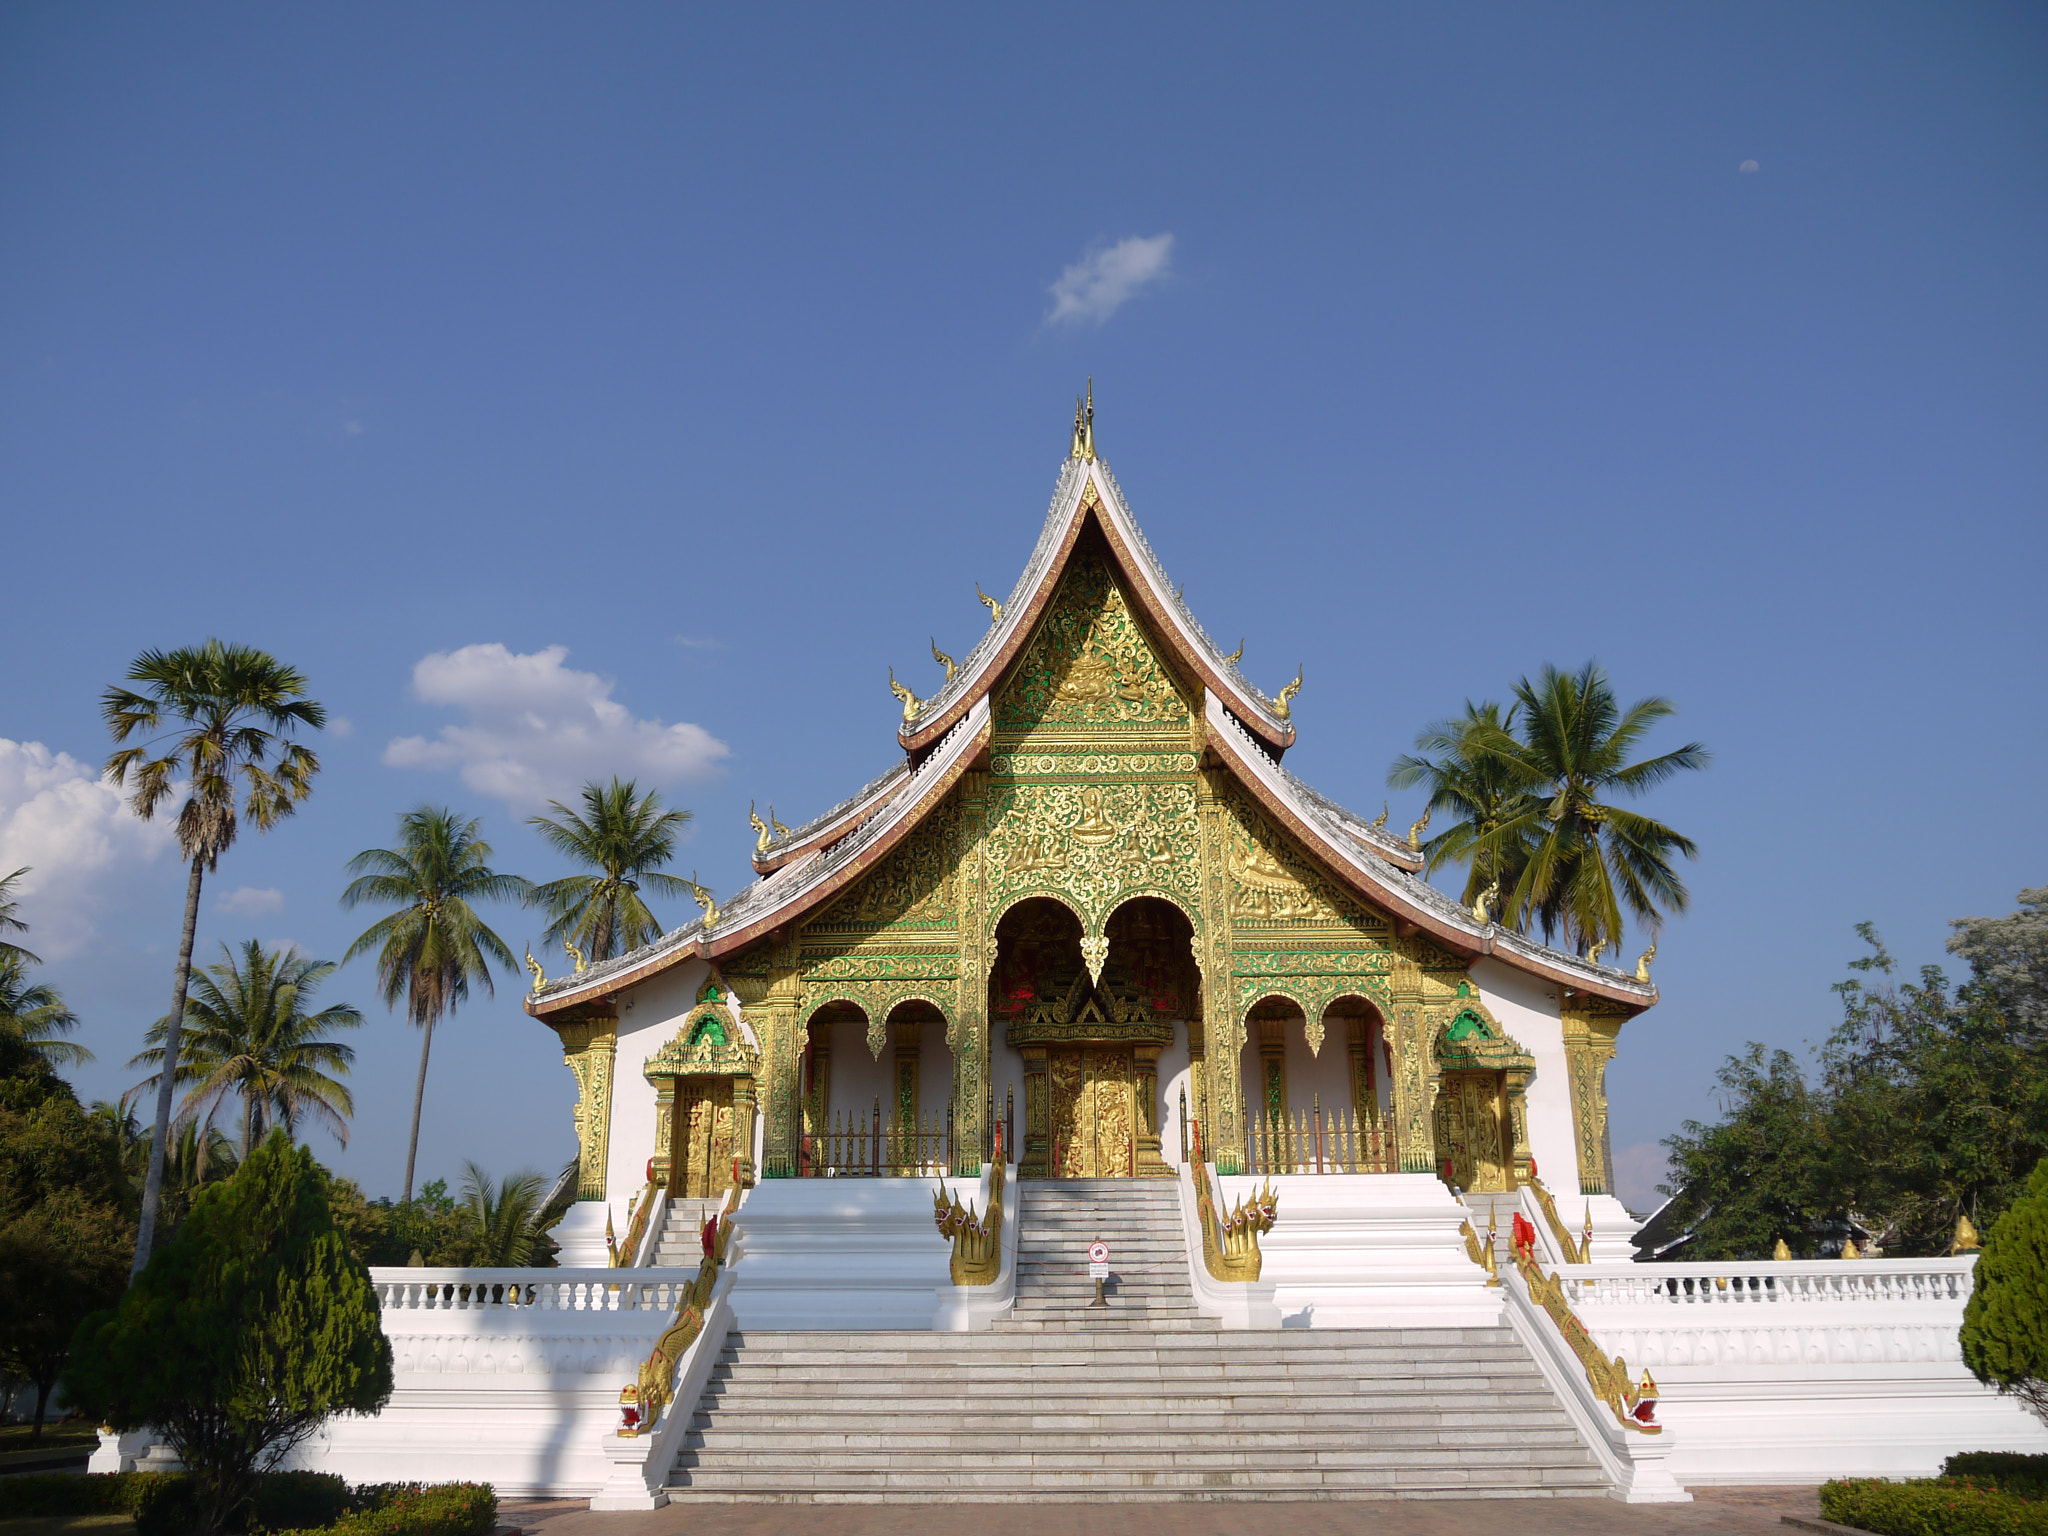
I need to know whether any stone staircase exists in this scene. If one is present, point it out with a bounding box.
[652,1197,729,1268]
[666,1177,1607,1502]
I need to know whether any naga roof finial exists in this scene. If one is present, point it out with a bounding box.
[686,872,719,929]
[931,637,957,684]
[889,666,923,722]
[749,800,772,854]
[1635,940,1657,983]
[769,805,790,838]
[1273,666,1303,720]
[976,582,1004,625]
[1070,379,1096,461]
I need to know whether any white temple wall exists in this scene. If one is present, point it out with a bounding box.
[989,1028,1026,1157]
[1235,1021,1351,1150]
[913,1015,952,1126]
[1470,958,1579,1195]
[825,1017,890,1126]
[605,958,712,1203]
[1156,1020,1191,1165]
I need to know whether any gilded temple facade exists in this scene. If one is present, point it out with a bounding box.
[526,408,1657,1213]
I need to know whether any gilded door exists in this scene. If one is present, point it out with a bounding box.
[671,1076,736,1199]
[1435,1069,1510,1193]
[1046,1047,1136,1177]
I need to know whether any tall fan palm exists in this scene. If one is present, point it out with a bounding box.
[1387,702,1543,912]
[1494,661,1710,955]
[101,640,324,1275]
[343,807,528,1202]
[129,940,362,1162]
[0,952,90,1068]
[528,778,693,962]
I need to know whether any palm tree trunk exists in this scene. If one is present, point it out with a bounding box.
[401,1013,436,1204]
[132,856,204,1281]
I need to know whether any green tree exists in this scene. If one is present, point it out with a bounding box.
[528,777,693,962]
[64,1129,393,1535]
[0,953,89,1070]
[1962,1156,2048,1426]
[1495,662,1708,955]
[1658,1043,1835,1260]
[342,807,528,1203]
[102,640,324,1275]
[457,1160,574,1267]
[0,866,38,966]
[1949,885,2048,1043]
[1387,701,1542,911]
[129,941,361,1163]
[0,1093,134,1440]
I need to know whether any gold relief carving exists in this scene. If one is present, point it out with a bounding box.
[994,551,1191,731]
[1562,998,1628,1195]
[1222,790,1383,932]
[813,799,958,932]
[557,1018,618,1201]
[985,779,1199,924]
[1304,1015,1325,1057]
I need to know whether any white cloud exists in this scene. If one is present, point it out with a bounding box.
[0,739,178,959]
[216,886,285,917]
[1047,234,1175,326]
[328,716,356,738]
[384,643,731,812]
[1739,159,1760,174]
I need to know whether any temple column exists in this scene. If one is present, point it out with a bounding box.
[1388,957,1434,1172]
[804,1020,830,1176]
[1132,1042,1170,1176]
[554,1012,618,1201]
[1195,767,1244,1172]
[1503,1065,1532,1189]
[1019,1044,1050,1177]
[1562,1001,1625,1195]
[732,1073,758,1188]
[954,769,990,1176]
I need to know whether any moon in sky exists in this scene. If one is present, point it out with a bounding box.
[1740,160,1761,173]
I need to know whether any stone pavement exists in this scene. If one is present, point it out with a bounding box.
[501,1486,1825,1536]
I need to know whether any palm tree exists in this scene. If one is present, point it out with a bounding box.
[458,1161,557,1267]
[528,778,693,962]
[1494,661,1709,955]
[0,866,38,965]
[1387,701,1543,912]
[0,953,90,1068]
[102,640,324,1275]
[128,940,362,1163]
[343,807,528,1203]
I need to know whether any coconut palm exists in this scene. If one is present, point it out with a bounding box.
[0,867,38,966]
[0,954,89,1069]
[102,639,324,1274]
[1387,701,1543,913]
[457,1161,560,1268]
[1493,661,1709,955]
[528,778,694,962]
[129,940,361,1164]
[343,807,528,1202]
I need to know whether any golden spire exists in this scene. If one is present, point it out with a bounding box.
[976,582,1004,625]
[931,636,958,684]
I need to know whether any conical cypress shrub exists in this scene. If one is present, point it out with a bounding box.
[1962,1155,2048,1425]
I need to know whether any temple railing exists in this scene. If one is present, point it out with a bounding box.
[800,1100,954,1177]
[372,1271,695,1314]
[1243,1101,1396,1175]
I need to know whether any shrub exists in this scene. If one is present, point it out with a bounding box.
[1822,1477,2048,1535]
[272,1482,498,1536]
[1963,1157,2048,1424]
[63,1130,394,1535]
[1945,1454,2048,1502]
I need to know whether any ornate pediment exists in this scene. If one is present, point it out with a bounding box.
[644,1000,761,1081]
[1432,984,1532,1073]
[995,549,1192,733]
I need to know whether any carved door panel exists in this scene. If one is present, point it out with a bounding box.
[672,1076,736,1200]
[1435,1069,1509,1193]
[1045,1047,1135,1177]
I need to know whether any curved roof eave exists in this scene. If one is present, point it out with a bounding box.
[527,699,991,1019]
[751,758,910,875]
[898,457,1298,757]
[1203,694,1657,1011]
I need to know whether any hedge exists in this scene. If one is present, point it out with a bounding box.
[1822,1477,2048,1536]
[1945,1454,2048,1502]
[0,1472,494,1536]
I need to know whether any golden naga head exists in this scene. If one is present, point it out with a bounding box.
[888,666,923,722]
[749,800,772,853]
[1272,666,1303,720]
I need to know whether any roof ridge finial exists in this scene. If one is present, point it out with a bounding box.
[1084,377,1096,461]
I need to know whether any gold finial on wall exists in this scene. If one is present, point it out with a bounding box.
[931,637,957,684]
[1223,639,1244,666]
[1635,941,1657,983]
[1406,805,1432,850]
[888,666,923,722]
[686,873,719,928]
[749,800,773,853]
[1951,1214,1981,1253]
[976,582,1004,624]
[1272,666,1303,720]
[564,937,587,974]
[524,947,545,994]
[1772,1237,1792,1261]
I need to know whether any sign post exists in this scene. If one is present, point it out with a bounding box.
[1087,1239,1110,1309]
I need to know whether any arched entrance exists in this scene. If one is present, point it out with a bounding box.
[646,983,760,1198]
[1430,993,1534,1193]
[993,896,1187,1178]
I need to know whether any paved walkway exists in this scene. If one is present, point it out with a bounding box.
[501,1486,1824,1536]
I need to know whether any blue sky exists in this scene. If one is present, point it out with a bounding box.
[2,5,2042,1210]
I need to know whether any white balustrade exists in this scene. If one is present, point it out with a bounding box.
[371,1267,693,1315]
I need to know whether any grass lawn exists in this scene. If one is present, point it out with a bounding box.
[0,1519,134,1535]
[0,1426,97,1456]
